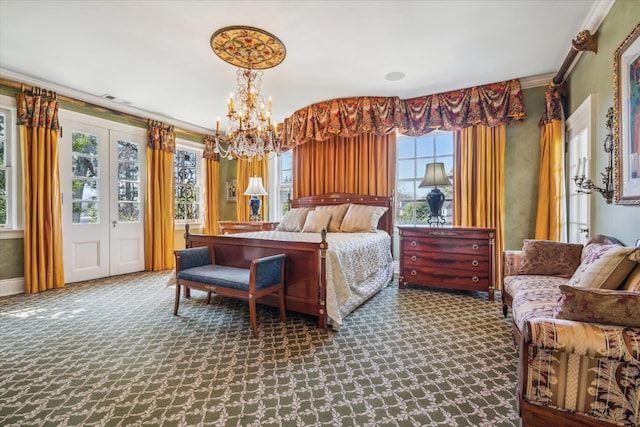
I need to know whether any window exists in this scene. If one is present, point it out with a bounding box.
[396,131,454,225]
[0,109,8,227]
[277,151,293,217]
[174,146,202,223]
[0,99,20,234]
[71,130,100,224]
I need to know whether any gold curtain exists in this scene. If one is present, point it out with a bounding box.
[15,91,64,293]
[453,125,506,288]
[236,157,269,221]
[203,136,220,235]
[145,121,175,270]
[292,133,396,198]
[535,85,565,241]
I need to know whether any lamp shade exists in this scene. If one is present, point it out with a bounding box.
[419,162,452,188]
[244,176,268,196]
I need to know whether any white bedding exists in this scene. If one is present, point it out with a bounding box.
[227,230,394,328]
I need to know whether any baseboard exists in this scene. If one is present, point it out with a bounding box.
[0,277,24,297]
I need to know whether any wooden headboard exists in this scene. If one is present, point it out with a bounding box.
[290,192,395,237]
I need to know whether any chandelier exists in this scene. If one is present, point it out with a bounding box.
[210,26,286,161]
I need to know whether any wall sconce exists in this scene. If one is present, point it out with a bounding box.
[573,107,614,204]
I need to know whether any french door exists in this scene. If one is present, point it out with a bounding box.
[60,112,145,283]
[566,96,593,245]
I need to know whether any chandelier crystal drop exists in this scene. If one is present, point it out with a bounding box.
[210,26,286,161]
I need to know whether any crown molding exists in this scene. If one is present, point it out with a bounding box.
[0,68,214,137]
[520,73,555,89]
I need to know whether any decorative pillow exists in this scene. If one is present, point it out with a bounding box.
[315,204,349,232]
[622,264,640,291]
[275,207,313,232]
[553,284,640,327]
[339,204,388,233]
[566,244,640,289]
[302,210,333,233]
[517,240,583,278]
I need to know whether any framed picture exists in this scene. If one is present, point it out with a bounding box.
[613,22,640,204]
[226,179,237,202]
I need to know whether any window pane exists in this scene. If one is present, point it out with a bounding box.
[0,195,5,225]
[281,169,292,184]
[280,151,292,170]
[118,161,139,181]
[72,155,98,177]
[0,112,5,166]
[397,159,415,180]
[397,138,414,159]
[436,133,454,155]
[118,141,139,161]
[118,202,140,222]
[72,179,98,202]
[396,181,414,201]
[73,201,99,224]
[416,137,433,158]
[72,131,98,155]
[118,182,139,202]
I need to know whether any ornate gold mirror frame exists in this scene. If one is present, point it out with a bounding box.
[613,22,640,204]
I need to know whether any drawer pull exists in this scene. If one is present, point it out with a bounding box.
[472,260,479,266]
[410,270,417,276]
[411,255,417,261]
[472,276,479,283]
[472,243,479,250]
[410,241,417,247]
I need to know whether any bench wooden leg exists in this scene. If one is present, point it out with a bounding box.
[249,295,258,338]
[206,292,212,304]
[174,283,181,315]
[279,287,286,323]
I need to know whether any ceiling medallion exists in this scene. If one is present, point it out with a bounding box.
[210,26,286,70]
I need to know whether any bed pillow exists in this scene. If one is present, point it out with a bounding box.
[566,244,640,289]
[275,207,313,232]
[302,210,333,233]
[553,284,640,327]
[517,240,583,278]
[315,204,349,232]
[339,204,387,233]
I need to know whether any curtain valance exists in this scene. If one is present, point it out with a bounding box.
[539,84,563,125]
[203,135,220,161]
[147,120,175,152]
[15,92,59,130]
[281,79,525,148]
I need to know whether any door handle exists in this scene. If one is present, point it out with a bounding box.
[112,220,118,228]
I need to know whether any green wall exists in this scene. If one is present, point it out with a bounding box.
[0,239,23,280]
[504,86,546,250]
[567,0,640,245]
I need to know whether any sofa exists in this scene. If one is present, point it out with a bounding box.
[502,235,640,427]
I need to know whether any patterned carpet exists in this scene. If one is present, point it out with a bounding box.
[0,271,519,427]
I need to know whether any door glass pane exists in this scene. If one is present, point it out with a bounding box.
[117,140,140,222]
[72,131,100,224]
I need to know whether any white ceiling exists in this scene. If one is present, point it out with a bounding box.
[0,1,612,135]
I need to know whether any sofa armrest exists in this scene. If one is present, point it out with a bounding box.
[524,318,640,362]
[251,253,286,291]
[503,250,522,278]
[174,246,213,271]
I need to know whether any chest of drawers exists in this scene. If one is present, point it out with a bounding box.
[397,226,495,300]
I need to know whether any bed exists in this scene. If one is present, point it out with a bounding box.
[183,192,394,329]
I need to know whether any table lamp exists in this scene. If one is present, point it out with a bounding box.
[418,162,452,226]
[244,176,268,222]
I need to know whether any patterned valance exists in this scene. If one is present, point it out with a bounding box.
[147,120,175,153]
[539,83,563,125]
[203,135,220,161]
[15,91,59,130]
[280,79,526,148]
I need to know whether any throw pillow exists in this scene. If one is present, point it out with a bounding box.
[517,240,583,278]
[622,264,640,291]
[553,284,640,327]
[275,207,313,232]
[339,204,388,233]
[302,210,333,233]
[566,244,640,289]
[315,204,349,232]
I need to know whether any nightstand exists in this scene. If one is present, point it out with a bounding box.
[397,226,496,300]
[218,221,279,235]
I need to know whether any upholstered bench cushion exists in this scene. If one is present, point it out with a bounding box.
[177,265,250,291]
[507,275,568,331]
